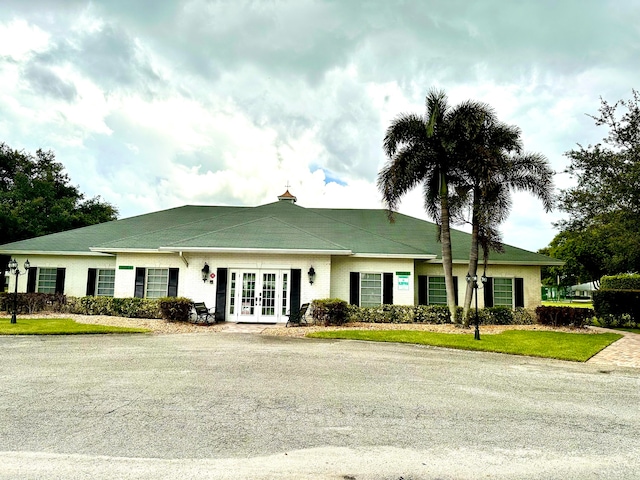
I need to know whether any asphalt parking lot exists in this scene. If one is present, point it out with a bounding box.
[1,332,639,479]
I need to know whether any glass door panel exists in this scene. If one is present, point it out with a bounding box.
[261,273,277,316]
[241,273,256,316]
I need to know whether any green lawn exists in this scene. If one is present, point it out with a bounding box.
[0,317,150,335]
[616,327,640,335]
[541,300,594,309]
[307,329,622,362]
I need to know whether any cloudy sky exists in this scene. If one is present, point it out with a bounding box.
[1,0,638,252]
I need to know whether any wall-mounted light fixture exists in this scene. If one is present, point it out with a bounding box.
[308,266,316,285]
[201,263,210,283]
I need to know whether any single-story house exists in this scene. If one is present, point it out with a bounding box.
[570,281,598,299]
[1,191,562,323]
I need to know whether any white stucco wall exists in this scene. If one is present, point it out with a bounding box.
[6,254,116,296]
[330,256,415,305]
[113,252,332,317]
[416,262,542,308]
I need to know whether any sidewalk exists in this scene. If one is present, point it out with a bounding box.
[587,327,640,368]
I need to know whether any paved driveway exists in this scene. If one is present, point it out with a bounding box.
[0,333,639,479]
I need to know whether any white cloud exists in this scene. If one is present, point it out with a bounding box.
[0,19,50,58]
[1,0,638,253]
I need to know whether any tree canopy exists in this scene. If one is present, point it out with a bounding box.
[1,142,118,250]
[379,89,553,322]
[544,90,640,285]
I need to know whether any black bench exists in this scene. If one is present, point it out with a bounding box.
[192,302,216,324]
[286,303,309,327]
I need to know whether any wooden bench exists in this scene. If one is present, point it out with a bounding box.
[286,303,309,327]
[192,302,216,324]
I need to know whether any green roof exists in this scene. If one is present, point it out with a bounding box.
[0,200,562,265]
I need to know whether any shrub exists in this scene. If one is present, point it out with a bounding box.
[310,298,350,326]
[349,304,414,323]
[348,304,460,324]
[158,297,193,322]
[535,306,594,328]
[0,292,65,314]
[600,273,640,290]
[65,296,162,318]
[592,289,640,325]
[512,307,535,325]
[478,306,513,325]
[414,305,454,324]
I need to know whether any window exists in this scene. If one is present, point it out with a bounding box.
[360,273,382,307]
[96,269,115,297]
[493,278,513,307]
[427,276,447,305]
[37,268,58,293]
[146,268,169,299]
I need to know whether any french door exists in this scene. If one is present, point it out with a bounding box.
[228,270,290,323]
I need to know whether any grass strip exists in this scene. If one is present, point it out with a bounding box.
[616,327,640,335]
[307,329,622,362]
[0,317,150,335]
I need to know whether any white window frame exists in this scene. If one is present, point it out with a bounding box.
[145,268,169,299]
[493,277,514,308]
[360,272,383,307]
[427,276,447,305]
[37,267,58,294]
[96,269,116,297]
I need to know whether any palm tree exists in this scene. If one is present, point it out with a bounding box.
[450,110,554,322]
[378,89,480,321]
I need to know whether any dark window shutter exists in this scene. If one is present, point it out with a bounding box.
[55,268,66,295]
[484,277,494,308]
[515,278,524,308]
[453,276,459,305]
[86,268,97,296]
[349,272,360,306]
[134,267,145,298]
[290,269,302,315]
[418,275,428,305]
[168,268,179,297]
[383,273,393,305]
[215,268,228,322]
[27,268,37,293]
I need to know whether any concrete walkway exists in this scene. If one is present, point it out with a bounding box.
[587,327,640,368]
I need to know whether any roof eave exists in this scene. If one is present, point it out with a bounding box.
[0,249,114,257]
[352,253,437,260]
[158,247,354,256]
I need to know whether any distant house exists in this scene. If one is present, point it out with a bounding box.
[0,191,562,323]
[570,281,598,299]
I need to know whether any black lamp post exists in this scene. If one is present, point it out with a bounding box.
[8,258,30,324]
[466,272,487,340]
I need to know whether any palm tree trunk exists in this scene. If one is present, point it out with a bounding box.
[463,187,480,326]
[439,175,457,323]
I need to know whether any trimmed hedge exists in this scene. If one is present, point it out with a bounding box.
[535,306,594,328]
[65,296,162,318]
[310,298,350,326]
[158,297,193,322]
[0,292,66,314]
[592,289,640,325]
[346,304,535,325]
[600,273,640,290]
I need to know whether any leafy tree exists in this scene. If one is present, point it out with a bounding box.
[549,90,640,282]
[449,106,554,321]
[1,143,118,273]
[378,89,494,321]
